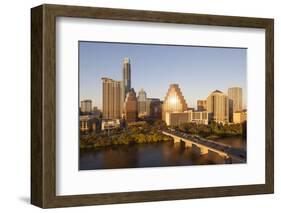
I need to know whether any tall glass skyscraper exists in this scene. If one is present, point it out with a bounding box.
[122,57,131,100]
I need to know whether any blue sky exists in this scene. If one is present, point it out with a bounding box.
[79,41,247,109]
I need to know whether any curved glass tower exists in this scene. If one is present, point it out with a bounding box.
[162,84,188,121]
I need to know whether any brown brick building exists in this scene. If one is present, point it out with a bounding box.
[124,88,138,123]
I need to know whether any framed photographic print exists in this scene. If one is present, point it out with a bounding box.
[31,4,274,208]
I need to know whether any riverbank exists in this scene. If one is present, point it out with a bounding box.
[80,121,246,149]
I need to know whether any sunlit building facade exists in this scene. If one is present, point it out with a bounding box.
[233,110,247,124]
[162,84,188,123]
[207,90,229,124]
[192,111,210,124]
[165,110,209,126]
[124,88,138,122]
[165,111,190,126]
[228,87,243,122]
[102,78,122,119]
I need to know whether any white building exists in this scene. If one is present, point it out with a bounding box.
[165,110,210,126]
[101,119,121,130]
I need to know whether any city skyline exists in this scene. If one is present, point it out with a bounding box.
[79,41,247,109]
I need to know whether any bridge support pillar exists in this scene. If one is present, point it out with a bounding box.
[184,140,192,148]
[192,144,208,155]
[199,146,208,155]
[174,137,181,143]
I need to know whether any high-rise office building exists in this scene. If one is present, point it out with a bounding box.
[137,89,147,117]
[124,88,138,122]
[207,90,229,123]
[146,98,162,120]
[80,99,92,114]
[102,78,122,119]
[122,57,131,101]
[228,87,243,122]
[197,100,207,111]
[162,84,188,122]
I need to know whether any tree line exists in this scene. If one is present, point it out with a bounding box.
[80,120,172,149]
[172,121,247,139]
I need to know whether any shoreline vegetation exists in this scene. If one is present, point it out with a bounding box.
[172,121,246,139]
[80,120,246,149]
[80,121,171,149]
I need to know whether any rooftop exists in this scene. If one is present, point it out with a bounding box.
[212,90,223,93]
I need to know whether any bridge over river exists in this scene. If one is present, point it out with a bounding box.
[162,129,246,164]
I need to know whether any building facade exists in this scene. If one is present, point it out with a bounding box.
[124,88,138,122]
[102,78,122,119]
[192,111,210,124]
[146,98,162,120]
[80,99,92,114]
[162,84,188,123]
[197,100,207,111]
[137,89,147,117]
[233,110,247,124]
[122,57,131,101]
[137,89,162,120]
[228,87,243,122]
[207,90,229,124]
[165,111,190,126]
[101,119,121,130]
[80,115,100,132]
[165,110,209,126]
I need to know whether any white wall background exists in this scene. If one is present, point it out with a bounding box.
[0,0,279,212]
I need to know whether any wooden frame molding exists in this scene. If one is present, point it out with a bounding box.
[31,4,274,208]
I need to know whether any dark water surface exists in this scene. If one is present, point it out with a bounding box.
[79,137,246,170]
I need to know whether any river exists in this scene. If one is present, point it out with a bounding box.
[79,137,246,170]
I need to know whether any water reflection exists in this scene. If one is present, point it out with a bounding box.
[83,146,199,170]
[80,137,246,170]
